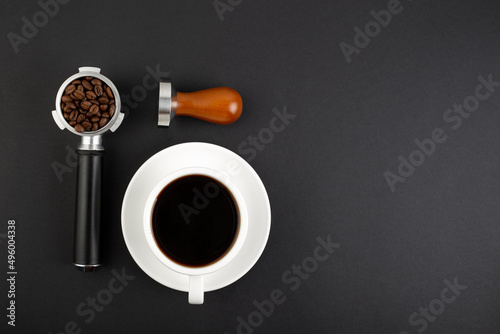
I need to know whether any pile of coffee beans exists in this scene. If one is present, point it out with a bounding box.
[60,77,116,133]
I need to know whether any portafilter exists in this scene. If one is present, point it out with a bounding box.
[52,66,124,272]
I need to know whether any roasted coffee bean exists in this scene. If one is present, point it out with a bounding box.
[62,95,73,103]
[82,80,93,90]
[80,101,92,110]
[77,114,85,123]
[62,76,119,132]
[86,91,97,100]
[89,104,99,114]
[73,90,85,100]
[82,121,92,131]
[75,124,84,133]
[94,85,103,96]
[65,85,76,94]
[69,110,78,121]
[105,86,114,98]
[98,97,109,104]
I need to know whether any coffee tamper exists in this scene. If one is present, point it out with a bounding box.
[158,80,242,126]
[52,67,124,272]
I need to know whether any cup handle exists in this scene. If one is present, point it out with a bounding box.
[188,276,204,304]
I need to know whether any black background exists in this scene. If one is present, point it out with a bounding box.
[1,0,500,333]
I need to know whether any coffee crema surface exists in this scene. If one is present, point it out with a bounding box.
[151,175,239,267]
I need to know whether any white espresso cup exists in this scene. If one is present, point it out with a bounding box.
[143,167,248,304]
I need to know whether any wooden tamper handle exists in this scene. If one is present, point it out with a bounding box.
[158,81,242,126]
[177,87,242,125]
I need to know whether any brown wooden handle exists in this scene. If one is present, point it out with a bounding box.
[176,87,242,125]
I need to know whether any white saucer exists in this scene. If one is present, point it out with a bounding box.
[121,142,271,292]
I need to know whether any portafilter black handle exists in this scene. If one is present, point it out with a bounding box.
[73,149,104,272]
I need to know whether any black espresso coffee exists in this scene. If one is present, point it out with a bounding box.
[151,175,239,267]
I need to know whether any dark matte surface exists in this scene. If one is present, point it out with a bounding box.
[1,0,500,333]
